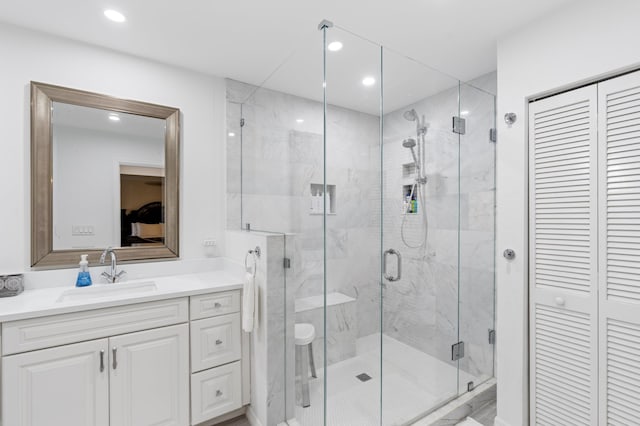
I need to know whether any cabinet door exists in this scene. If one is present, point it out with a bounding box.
[2,339,109,426]
[528,85,599,425]
[109,324,189,426]
[597,70,640,425]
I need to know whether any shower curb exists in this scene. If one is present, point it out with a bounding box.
[410,378,496,426]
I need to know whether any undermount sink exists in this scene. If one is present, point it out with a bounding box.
[56,281,157,303]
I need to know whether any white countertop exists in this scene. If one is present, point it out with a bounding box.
[0,269,244,323]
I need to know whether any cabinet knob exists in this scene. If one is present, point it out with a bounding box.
[555,297,565,306]
[214,302,222,308]
[215,339,223,345]
[99,350,105,373]
[216,390,223,397]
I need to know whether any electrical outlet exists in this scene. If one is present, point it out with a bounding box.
[203,239,216,247]
[72,225,95,236]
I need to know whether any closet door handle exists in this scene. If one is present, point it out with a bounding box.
[384,249,402,282]
[112,347,118,370]
[99,350,105,372]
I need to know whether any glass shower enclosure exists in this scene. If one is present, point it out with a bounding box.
[226,21,496,426]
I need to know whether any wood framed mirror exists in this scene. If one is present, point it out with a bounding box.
[31,81,180,268]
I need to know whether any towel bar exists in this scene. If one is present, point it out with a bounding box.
[244,246,261,276]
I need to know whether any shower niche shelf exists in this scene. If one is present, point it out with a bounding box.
[402,184,419,215]
[402,163,418,179]
[309,183,336,215]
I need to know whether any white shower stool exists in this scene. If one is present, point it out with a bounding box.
[295,323,317,408]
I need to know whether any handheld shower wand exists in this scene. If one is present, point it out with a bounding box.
[402,138,421,175]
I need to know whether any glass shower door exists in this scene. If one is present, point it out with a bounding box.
[321,23,463,425]
[380,49,462,425]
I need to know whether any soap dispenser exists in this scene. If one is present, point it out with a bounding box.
[76,254,92,287]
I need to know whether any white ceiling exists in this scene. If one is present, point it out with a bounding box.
[53,102,165,139]
[0,0,575,113]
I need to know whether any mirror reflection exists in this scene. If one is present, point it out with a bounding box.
[51,102,166,250]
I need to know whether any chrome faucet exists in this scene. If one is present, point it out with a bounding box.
[99,247,126,283]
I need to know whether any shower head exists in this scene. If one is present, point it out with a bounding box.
[402,138,417,148]
[404,108,427,137]
[403,109,419,122]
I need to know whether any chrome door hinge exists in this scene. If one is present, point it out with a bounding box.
[283,258,291,269]
[452,341,465,361]
[489,128,497,143]
[488,329,496,345]
[240,118,245,127]
[453,116,466,135]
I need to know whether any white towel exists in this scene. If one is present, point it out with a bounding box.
[242,271,256,332]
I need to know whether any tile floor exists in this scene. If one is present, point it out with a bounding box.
[463,400,496,426]
[293,334,481,426]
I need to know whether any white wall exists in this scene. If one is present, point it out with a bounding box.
[0,23,226,273]
[496,1,640,425]
[53,126,163,249]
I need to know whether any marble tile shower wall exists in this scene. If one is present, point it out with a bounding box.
[382,84,460,372]
[226,79,381,366]
[381,72,496,383]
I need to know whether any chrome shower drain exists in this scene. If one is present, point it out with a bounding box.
[356,373,372,382]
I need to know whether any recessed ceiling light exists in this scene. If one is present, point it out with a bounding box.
[104,9,126,23]
[362,76,376,87]
[460,110,470,116]
[296,119,304,123]
[228,132,235,137]
[108,114,120,122]
[327,41,343,52]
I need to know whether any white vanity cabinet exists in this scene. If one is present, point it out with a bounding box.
[3,324,189,426]
[1,289,246,426]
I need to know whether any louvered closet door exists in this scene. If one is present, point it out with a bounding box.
[529,85,599,426]
[598,70,640,426]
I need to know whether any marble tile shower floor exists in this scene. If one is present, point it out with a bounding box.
[294,334,478,426]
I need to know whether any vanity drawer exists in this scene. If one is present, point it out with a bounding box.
[190,290,240,320]
[2,298,188,355]
[191,361,242,425]
[191,313,241,372]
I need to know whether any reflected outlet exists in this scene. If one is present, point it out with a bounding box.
[72,225,94,236]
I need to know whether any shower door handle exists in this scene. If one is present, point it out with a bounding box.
[384,249,402,282]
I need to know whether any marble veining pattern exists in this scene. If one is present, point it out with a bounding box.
[381,73,496,383]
